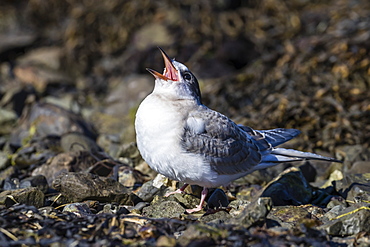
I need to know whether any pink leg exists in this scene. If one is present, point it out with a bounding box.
[164,183,189,197]
[186,187,208,214]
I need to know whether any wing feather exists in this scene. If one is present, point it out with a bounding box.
[181,106,262,175]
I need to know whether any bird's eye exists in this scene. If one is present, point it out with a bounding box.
[183,73,191,81]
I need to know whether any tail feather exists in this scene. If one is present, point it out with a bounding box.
[270,148,341,162]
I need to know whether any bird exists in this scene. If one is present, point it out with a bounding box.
[135,47,341,213]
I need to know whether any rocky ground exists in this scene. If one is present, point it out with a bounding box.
[0,0,370,246]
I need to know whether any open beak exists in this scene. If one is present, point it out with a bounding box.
[147,47,179,81]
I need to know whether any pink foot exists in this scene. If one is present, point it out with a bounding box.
[164,183,189,197]
[185,187,208,214]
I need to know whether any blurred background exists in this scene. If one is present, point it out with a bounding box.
[0,0,369,156]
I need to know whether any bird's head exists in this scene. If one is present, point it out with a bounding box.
[147,47,202,104]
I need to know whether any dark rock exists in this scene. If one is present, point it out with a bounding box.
[207,188,229,209]
[19,175,49,193]
[261,167,313,206]
[10,102,97,148]
[142,200,185,218]
[299,161,317,183]
[52,172,140,205]
[0,187,44,208]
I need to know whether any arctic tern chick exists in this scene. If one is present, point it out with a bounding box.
[135,48,340,213]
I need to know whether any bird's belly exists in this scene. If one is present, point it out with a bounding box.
[135,98,249,188]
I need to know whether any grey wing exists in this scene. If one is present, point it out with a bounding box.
[181,107,262,175]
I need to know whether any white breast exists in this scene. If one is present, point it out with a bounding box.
[135,95,220,187]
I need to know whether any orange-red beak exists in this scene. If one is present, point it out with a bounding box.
[147,47,179,81]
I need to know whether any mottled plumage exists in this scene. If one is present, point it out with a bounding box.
[135,48,341,213]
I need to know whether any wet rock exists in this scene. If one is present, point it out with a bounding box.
[318,203,370,236]
[207,188,229,209]
[227,197,272,227]
[19,175,49,193]
[52,172,140,205]
[261,167,313,206]
[0,187,44,208]
[63,202,92,217]
[10,102,97,148]
[142,200,185,218]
